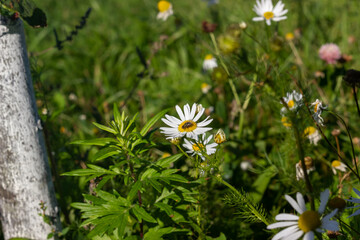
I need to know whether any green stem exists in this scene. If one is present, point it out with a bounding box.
[216,175,269,225]
[328,111,359,176]
[280,98,314,210]
[353,85,360,118]
[337,217,360,236]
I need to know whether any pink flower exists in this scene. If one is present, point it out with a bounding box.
[318,43,341,64]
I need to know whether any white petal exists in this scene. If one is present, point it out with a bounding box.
[165,114,182,124]
[162,118,178,128]
[296,192,307,213]
[303,231,314,240]
[347,198,360,203]
[267,221,298,229]
[272,225,299,240]
[190,103,197,119]
[252,17,264,21]
[283,230,303,240]
[266,19,271,25]
[193,107,205,122]
[321,220,339,231]
[285,194,304,214]
[354,188,360,197]
[184,104,191,120]
[318,189,330,214]
[175,105,185,121]
[348,208,360,218]
[273,16,287,21]
[275,213,299,221]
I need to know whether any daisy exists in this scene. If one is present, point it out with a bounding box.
[183,133,218,160]
[252,0,288,26]
[295,157,315,181]
[304,127,321,145]
[346,188,360,218]
[281,90,303,113]
[203,54,218,71]
[267,189,339,240]
[331,160,347,175]
[311,99,326,126]
[160,103,213,139]
[157,1,173,21]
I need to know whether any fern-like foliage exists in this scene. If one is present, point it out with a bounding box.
[223,189,268,225]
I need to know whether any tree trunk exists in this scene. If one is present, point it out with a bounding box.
[0,15,61,239]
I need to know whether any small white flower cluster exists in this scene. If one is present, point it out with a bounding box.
[160,103,220,160]
[280,91,327,145]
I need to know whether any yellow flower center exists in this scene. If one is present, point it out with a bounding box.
[314,103,319,113]
[298,210,321,233]
[263,11,274,20]
[192,143,205,152]
[287,100,295,108]
[281,116,292,127]
[331,160,341,168]
[158,1,171,12]
[304,127,316,136]
[178,120,197,132]
[205,54,213,60]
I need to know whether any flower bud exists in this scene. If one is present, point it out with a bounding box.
[328,196,346,211]
[214,129,226,144]
[169,137,181,145]
[239,21,247,30]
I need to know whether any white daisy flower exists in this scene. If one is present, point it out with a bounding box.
[346,188,360,218]
[160,103,213,139]
[252,0,288,26]
[203,54,218,71]
[295,158,315,181]
[183,133,218,160]
[311,99,327,126]
[331,160,347,175]
[304,127,321,145]
[267,189,339,240]
[157,1,173,21]
[281,90,303,113]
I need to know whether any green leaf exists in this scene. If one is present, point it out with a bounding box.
[144,227,189,240]
[127,181,142,202]
[154,202,174,216]
[1,0,47,28]
[141,154,183,181]
[249,166,275,203]
[206,233,227,240]
[131,205,157,223]
[140,108,169,136]
[71,138,118,146]
[91,147,120,162]
[93,122,118,134]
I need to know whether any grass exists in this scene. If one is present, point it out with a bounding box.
[12,0,360,238]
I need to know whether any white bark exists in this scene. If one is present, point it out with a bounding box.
[0,16,61,239]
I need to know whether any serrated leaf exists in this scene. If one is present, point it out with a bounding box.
[93,122,118,134]
[131,205,157,223]
[140,108,169,136]
[71,138,117,146]
[144,227,189,240]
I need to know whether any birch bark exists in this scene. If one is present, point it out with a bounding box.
[0,15,61,239]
